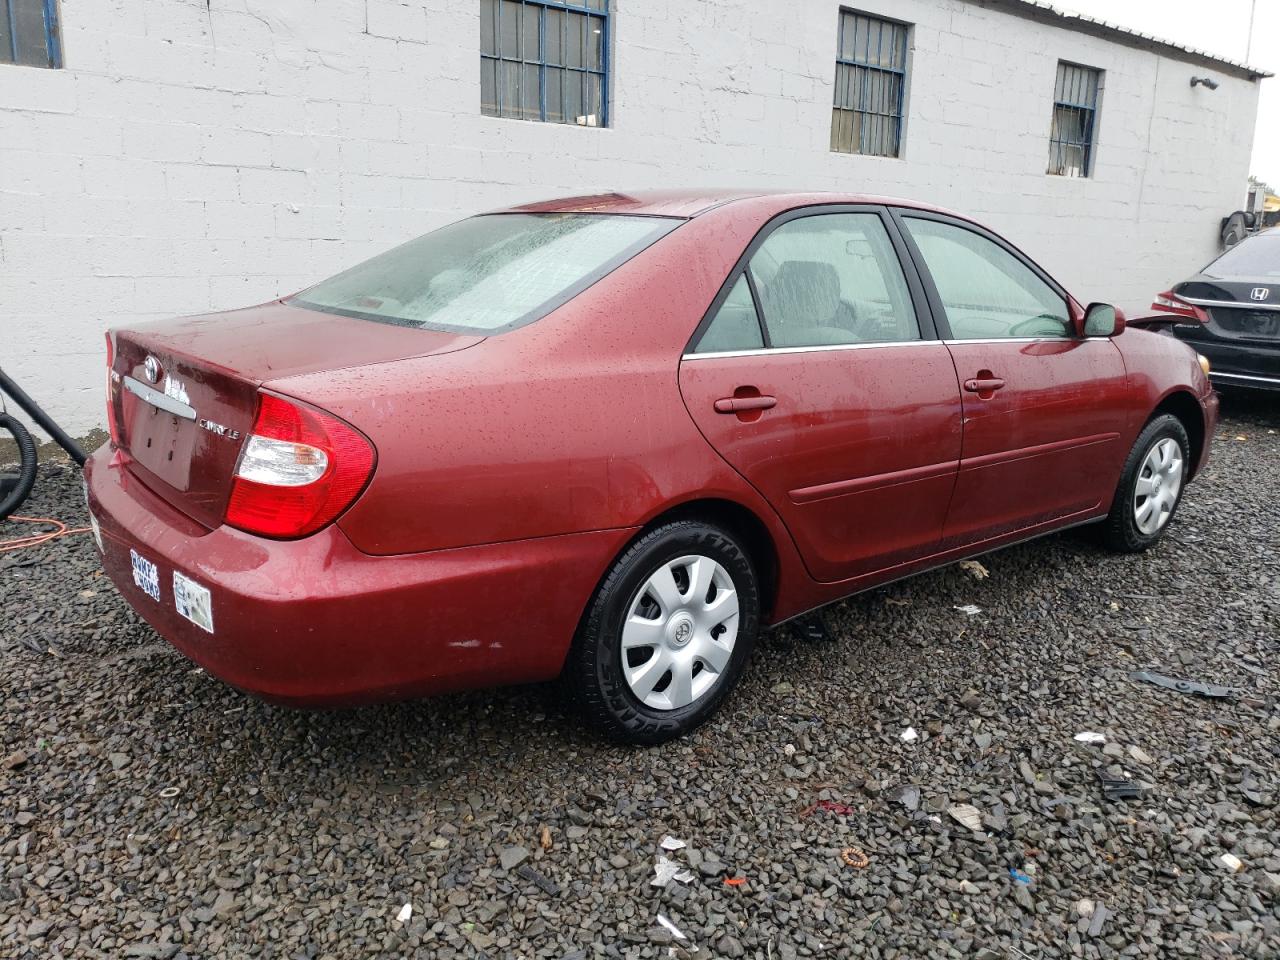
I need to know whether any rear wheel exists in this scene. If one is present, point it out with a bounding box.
[569,520,759,745]
[1101,414,1190,552]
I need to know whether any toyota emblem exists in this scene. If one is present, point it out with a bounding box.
[1251,287,1270,302]
[143,355,162,383]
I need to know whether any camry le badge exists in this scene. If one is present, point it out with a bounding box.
[1251,287,1270,301]
[197,418,241,441]
[143,355,162,383]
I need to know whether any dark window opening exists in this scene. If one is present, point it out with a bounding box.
[831,10,909,158]
[481,0,608,127]
[1048,61,1101,177]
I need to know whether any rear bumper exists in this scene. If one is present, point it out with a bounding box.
[1179,334,1280,388]
[85,447,633,706]
[1209,370,1280,392]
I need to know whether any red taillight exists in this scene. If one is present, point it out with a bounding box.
[1150,290,1210,323]
[104,331,121,447]
[225,393,375,539]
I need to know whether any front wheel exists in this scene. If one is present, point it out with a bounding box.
[1101,414,1190,552]
[568,520,760,745]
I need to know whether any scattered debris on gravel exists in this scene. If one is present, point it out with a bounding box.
[2,396,1278,959]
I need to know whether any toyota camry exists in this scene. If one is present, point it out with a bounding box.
[85,191,1218,743]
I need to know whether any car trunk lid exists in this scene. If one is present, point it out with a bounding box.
[109,301,482,530]
[1178,279,1280,341]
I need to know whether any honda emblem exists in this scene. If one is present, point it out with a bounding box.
[1250,287,1270,302]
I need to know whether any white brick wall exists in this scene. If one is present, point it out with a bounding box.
[0,0,1262,436]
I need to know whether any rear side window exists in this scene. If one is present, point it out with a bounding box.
[693,276,764,353]
[748,213,919,348]
[903,217,1070,340]
[292,213,679,333]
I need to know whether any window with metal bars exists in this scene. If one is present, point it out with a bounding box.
[1048,61,1101,177]
[481,0,608,127]
[1,0,61,68]
[830,10,908,158]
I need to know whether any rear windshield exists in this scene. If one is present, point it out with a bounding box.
[290,213,680,333]
[1204,232,1280,278]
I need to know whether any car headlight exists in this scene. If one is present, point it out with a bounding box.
[1198,353,1211,376]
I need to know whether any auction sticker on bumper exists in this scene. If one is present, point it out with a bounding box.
[173,571,214,634]
[130,549,161,602]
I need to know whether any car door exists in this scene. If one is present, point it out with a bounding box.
[678,206,963,584]
[895,211,1129,547]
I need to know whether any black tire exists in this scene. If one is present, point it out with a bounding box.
[0,413,38,521]
[1100,414,1191,553]
[568,520,760,745]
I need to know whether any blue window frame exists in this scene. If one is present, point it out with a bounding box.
[831,9,908,158]
[481,0,608,127]
[1048,61,1101,177]
[1,0,61,68]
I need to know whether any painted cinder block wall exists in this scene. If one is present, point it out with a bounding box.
[0,0,1262,436]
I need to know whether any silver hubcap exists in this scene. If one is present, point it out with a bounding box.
[1133,437,1184,535]
[621,555,740,711]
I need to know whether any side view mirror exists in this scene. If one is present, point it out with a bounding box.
[1083,302,1126,337]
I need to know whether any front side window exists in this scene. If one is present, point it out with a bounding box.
[747,213,919,348]
[830,10,909,158]
[904,217,1071,340]
[291,213,677,333]
[2,0,61,68]
[1048,61,1101,177]
[481,0,608,126]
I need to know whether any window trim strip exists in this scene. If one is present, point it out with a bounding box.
[683,339,939,361]
[1181,296,1280,313]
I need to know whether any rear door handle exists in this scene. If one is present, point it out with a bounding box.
[963,377,1006,393]
[714,395,777,413]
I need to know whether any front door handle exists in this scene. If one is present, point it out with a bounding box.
[714,395,777,413]
[963,377,1006,394]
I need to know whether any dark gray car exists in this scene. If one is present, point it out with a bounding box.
[1152,229,1280,392]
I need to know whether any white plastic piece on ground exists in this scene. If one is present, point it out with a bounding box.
[900,727,919,743]
[651,857,681,887]
[660,835,686,851]
[1128,745,1154,765]
[948,804,983,831]
[1074,731,1107,745]
[954,604,982,616]
[656,913,688,940]
[1220,853,1245,873]
[673,869,696,883]
[396,903,412,923]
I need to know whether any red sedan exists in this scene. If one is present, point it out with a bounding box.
[85,191,1218,743]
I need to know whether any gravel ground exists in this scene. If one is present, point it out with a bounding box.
[2,394,1278,960]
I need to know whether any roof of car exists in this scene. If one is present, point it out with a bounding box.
[502,190,958,219]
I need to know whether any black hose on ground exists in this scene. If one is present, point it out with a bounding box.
[0,412,38,521]
[0,368,86,466]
